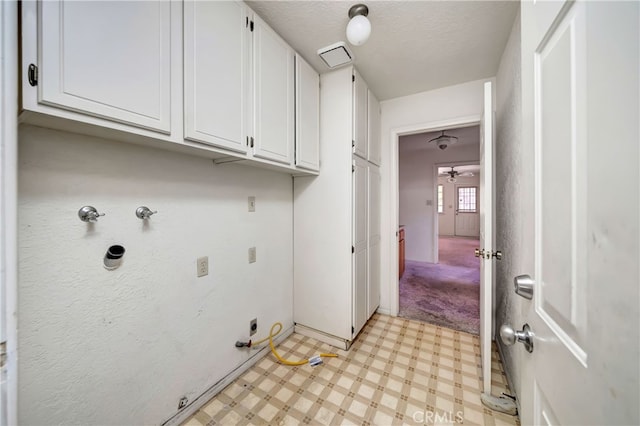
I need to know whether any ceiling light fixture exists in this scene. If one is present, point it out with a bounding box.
[428,131,459,150]
[346,4,371,46]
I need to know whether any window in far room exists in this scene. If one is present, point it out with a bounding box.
[437,184,444,213]
[457,186,477,213]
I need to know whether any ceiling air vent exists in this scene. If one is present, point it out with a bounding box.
[317,42,354,69]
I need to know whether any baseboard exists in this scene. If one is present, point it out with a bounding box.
[376,307,392,316]
[161,325,294,426]
[294,324,351,350]
[495,339,521,415]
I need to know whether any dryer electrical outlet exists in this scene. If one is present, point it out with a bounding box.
[197,256,208,277]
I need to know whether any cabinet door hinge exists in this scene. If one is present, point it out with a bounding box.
[352,326,355,334]
[246,16,249,27]
[250,20,254,32]
[351,245,354,253]
[352,165,355,173]
[250,137,254,148]
[352,140,355,148]
[28,63,38,86]
[0,341,6,368]
[352,74,355,83]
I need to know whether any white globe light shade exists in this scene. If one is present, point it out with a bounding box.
[346,15,371,46]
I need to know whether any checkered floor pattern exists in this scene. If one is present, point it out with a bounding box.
[184,313,520,425]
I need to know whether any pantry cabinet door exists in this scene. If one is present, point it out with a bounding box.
[352,69,368,160]
[367,90,381,165]
[40,1,172,133]
[184,0,250,153]
[353,156,369,337]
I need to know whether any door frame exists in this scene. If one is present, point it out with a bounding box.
[1,1,19,424]
[389,115,480,315]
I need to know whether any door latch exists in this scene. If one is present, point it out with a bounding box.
[474,248,502,260]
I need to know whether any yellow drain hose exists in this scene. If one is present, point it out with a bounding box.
[252,322,338,366]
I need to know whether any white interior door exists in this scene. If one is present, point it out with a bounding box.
[520,1,639,424]
[1,1,18,424]
[479,81,494,396]
[454,185,480,237]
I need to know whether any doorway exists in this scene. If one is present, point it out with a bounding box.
[397,126,482,334]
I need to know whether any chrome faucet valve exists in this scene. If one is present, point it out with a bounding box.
[78,206,105,222]
[136,206,158,220]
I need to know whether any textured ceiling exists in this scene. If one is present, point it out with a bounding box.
[400,125,480,151]
[247,1,519,100]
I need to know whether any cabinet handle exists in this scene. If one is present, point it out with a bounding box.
[28,64,38,86]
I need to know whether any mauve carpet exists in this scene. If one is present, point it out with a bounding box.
[399,236,480,335]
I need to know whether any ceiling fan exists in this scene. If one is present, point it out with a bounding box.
[439,166,474,183]
[428,130,458,150]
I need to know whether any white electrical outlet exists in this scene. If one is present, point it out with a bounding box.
[248,196,256,212]
[197,256,208,277]
[248,247,256,263]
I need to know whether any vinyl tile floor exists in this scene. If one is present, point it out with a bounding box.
[183,314,519,426]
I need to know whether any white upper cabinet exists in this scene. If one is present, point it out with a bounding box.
[367,90,381,165]
[295,54,320,172]
[183,1,250,153]
[22,1,319,176]
[39,1,172,133]
[352,69,368,159]
[253,16,294,165]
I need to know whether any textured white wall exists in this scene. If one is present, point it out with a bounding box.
[17,125,293,425]
[437,174,480,236]
[494,11,527,404]
[379,78,489,313]
[398,142,479,262]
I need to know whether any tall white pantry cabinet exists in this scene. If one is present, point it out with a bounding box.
[293,67,381,349]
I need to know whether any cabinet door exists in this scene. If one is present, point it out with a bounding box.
[353,156,369,336]
[253,17,294,165]
[295,54,320,171]
[40,1,172,133]
[352,69,368,159]
[184,1,250,153]
[368,164,381,316]
[367,90,381,165]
